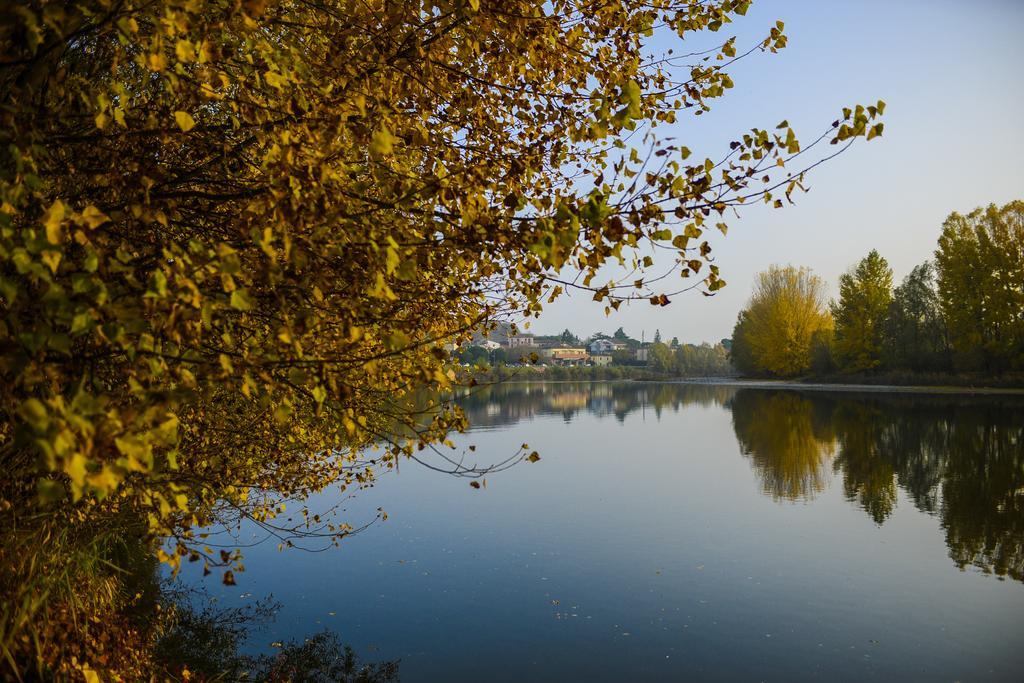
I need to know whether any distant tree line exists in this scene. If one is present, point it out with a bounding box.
[731,200,1024,377]
[647,340,733,376]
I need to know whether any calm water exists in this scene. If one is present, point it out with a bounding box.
[191,382,1024,681]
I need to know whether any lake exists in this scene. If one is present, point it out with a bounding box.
[188,381,1024,681]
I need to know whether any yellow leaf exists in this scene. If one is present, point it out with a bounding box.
[174,111,196,132]
[79,205,109,229]
[65,452,88,489]
[367,272,396,300]
[87,466,123,496]
[175,39,195,62]
[42,199,66,244]
[264,70,287,89]
[41,250,61,273]
[370,125,398,155]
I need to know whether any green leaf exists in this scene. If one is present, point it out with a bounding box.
[230,288,254,311]
[621,80,641,108]
[37,479,66,505]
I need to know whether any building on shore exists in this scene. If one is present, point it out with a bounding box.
[540,347,589,366]
[507,333,537,349]
[589,338,627,354]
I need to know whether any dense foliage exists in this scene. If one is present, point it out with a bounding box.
[730,201,1023,378]
[0,0,882,675]
[936,201,1024,372]
[882,262,948,371]
[728,265,833,376]
[831,250,893,372]
[646,339,732,375]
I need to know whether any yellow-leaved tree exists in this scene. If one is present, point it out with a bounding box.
[0,0,883,675]
[731,265,834,376]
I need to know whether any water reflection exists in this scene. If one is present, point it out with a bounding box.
[457,382,1024,583]
[730,390,837,502]
[825,392,1023,582]
[455,381,733,427]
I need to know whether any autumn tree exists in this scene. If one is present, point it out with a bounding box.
[733,265,833,376]
[729,310,758,375]
[0,0,883,675]
[881,261,949,371]
[935,201,1024,371]
[647,340,674,373]
[832,250,893,372]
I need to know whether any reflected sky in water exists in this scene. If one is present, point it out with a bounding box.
[190,382,1024,681]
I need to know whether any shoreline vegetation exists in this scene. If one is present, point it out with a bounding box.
[678,377,1024,395]
[730,203,1024,382]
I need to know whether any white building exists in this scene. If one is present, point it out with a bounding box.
[589,339,625,354]
[507,334,537,348]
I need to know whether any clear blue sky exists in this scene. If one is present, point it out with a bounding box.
[532,0,1024,344]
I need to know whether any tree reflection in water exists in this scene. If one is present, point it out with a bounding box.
[733,389,1024,582]
[456,382,1024,583]
[733,389,1024,583]
[730,391,837,502]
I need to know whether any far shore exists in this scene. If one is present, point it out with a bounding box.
[661,377,1024,396]
[487,373,1024,395]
